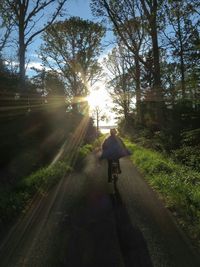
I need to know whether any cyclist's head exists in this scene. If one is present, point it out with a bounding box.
[110,128,117,136]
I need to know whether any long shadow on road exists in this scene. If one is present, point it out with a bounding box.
[59,180,153,267]
[111,184,153,267]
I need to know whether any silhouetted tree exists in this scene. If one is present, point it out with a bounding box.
[104,44,135,123]
[40,17,105,111]
[0,0,67,90]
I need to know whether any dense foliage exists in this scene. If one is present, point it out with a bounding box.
[0,161,71,227]
[0,0,67,89]
[40,17,105,102]
[91,0,200,152]
[124,139,200,250]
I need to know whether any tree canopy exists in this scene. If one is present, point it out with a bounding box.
[91,0,199,135]
[40,17,105,100]
[0,0,67,89]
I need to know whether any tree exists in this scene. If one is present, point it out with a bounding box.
[32,69,65,96]
[91,0,147,124]
[92,106,107,135]
[40,17,105,110]
[104,45,135,124]
[138,0,166,128]
[163,0,200,100]
[0,11,13,53]
[0,0,67,90]
[30,68,67,113]
[91,0,165,128]
[0,57,20,93]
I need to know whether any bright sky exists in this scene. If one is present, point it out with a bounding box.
[27,0,113,73]
[67,0,93,19]
[27,0,93,74]
[66,0,116,126]
[20,0,115,127]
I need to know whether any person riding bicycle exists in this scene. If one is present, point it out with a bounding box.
[100,128,130,182]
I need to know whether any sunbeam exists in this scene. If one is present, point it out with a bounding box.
[0,113,90,266]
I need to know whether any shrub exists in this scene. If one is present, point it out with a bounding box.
[172,145,200,171]
[181,129,200,146]
[21,161,71,193]
[124,138,200,249]
[74,144,93,169]
[125,139,174,175]
[0,161,71,226]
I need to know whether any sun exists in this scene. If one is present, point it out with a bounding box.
[86,85,116,127]
[86,87,108,110]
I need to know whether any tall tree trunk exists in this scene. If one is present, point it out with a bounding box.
[135,55,143,124]
[177,15,186,99]
[19,3,26,92]
[19,38,26,91]
[96,111,99,133]
[140,0,165,129]
[151,7,164,128]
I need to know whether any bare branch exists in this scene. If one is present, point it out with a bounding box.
[25,0,67,47]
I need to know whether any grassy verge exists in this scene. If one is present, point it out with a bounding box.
[124,139,200,250]
[92,134,106,147]
[74,144,93,169]
[74,135,106,168]
[0,142,94,229]
[0,161,72,226]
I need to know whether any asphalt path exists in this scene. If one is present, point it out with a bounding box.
[0,152,200,267]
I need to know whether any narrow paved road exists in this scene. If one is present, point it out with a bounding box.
[0,153,200,267]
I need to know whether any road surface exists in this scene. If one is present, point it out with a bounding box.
[0,152,199,267]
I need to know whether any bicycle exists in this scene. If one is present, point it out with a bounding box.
[111,160,120,186]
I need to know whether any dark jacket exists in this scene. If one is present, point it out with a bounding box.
[101,135,131,160]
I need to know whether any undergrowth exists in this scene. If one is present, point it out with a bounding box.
[0,161,71,226]
[124,139,200,250]
[0,142,93,228]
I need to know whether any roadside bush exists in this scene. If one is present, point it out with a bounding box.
[20,161,71,194]
[74,144,93,169]
[126,141,174,175]
[92,133,105,148]
[0,135,96,229]
[0,161,71,226]
[181,129,200,146]
[124,138,200,249]
[172,145,200,171]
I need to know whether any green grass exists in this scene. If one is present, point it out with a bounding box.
[0,161,72,225]
[77,144,93,160]
[74,136,106,168]
[20,161,72,194]
[92,134,106,147]
[0,140,96,228]
[172,145,200,171]
[73,144,93,169]
[124,139,200,249]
